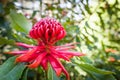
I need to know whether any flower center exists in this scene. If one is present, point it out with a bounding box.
[45,45,51,53]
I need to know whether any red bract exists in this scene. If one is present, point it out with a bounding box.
[7,17,85,80]
[29,17,66,45]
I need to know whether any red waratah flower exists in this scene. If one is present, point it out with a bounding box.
[7,17,85,80]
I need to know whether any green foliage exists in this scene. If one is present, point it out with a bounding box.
[22,68,29,80]
[76,63,114,74]
[12,33,35,44]
[75,63,116,80]
[47,65,53,80]
[47,64,60,80]
[9,10,32,34]
[0,57,26,80]
[0,37,15,45]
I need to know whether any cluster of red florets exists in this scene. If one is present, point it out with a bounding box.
[29,18,66,45]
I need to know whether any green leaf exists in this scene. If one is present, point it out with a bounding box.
[47,65,60,80]
[0,37,15,45]
[97,12,105,30]
[12,33,35,44]
[53,70,59,80]
[79,56,93,64]
[0,3,4,15]
[76,63,114,75]
[0,56,26,80]
[9,10,32,34]
[75,63,116,80]
[47,65,53,80]
[0,56,16,77]
[84,4,91,14]
[30,11,37,19]
[22,68,28,80]
[86,74,116,80]
[93,73,116,80]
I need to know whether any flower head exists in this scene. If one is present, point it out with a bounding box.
[29,17,66,45]
[7,17,84,80]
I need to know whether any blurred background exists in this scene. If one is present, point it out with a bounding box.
[0,0,120,80]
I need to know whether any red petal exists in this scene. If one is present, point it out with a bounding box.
[16,47,38,62]
[45,29,49,41]
[5,50,27,55]
[58,51,85,56]
[50,55,70,80]
[37,27,42,38]
[55,46,75,51]
[26,51,40,62]
[16,54,30,62]
[51,53,70,61]
[30,29,37,38]
[28,52,47,68]
[34,28,39,38]
[48,56,62,76]
[40,58,48,70]
[55,25,60,34]
[58,42,79,47]
[57,30,64,40]
[66,55,73,58]
[40,25,44,35]
[52,28,55,38]
[16,42,34,48]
